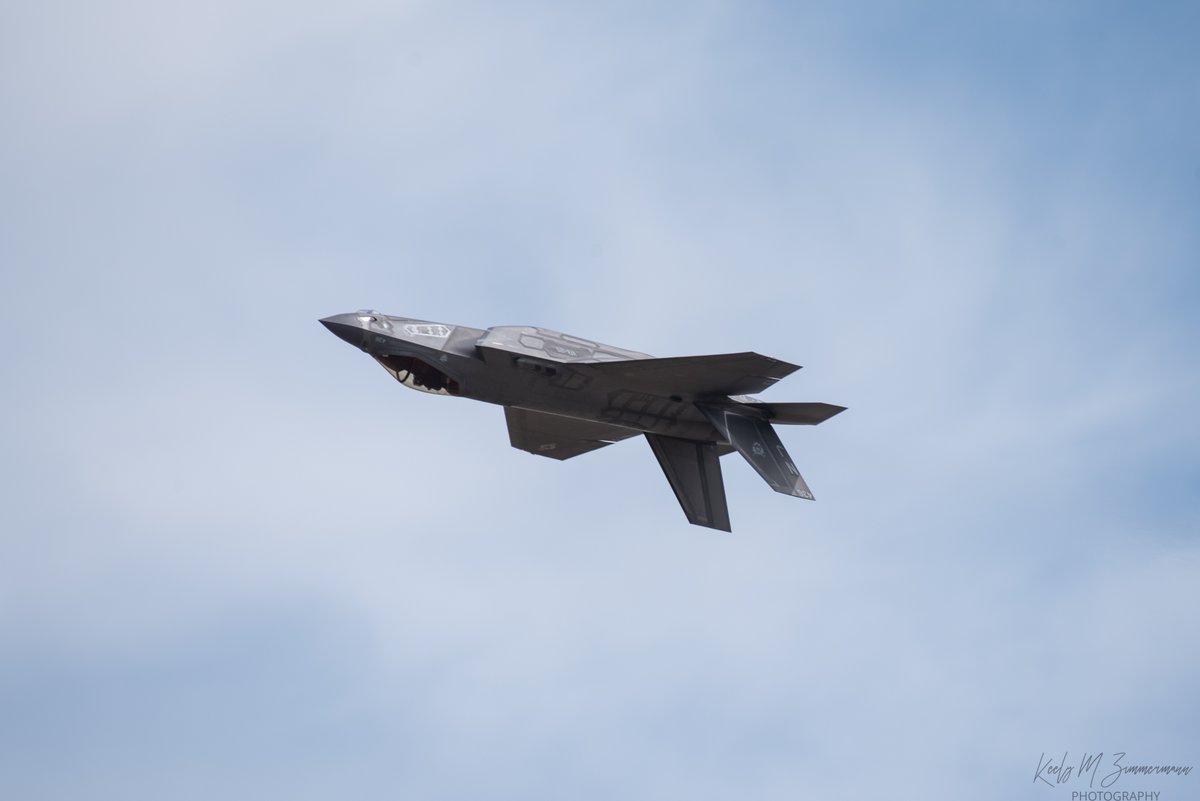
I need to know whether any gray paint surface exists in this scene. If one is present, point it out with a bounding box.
[322,311,845,530]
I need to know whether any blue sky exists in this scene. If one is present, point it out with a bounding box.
[2,2,1197,799]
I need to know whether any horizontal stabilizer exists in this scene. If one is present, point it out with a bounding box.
[505,407,639,460]
[698,404,814,499]
[587,352,800,397]
[645,434,731,531]
[741,402,847,425]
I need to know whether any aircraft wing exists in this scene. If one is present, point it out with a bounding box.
[586,352,801,397]
[504,407,640,460]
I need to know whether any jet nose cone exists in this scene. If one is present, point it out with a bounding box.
[320,313,366,347]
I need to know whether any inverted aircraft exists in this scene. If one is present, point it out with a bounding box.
[321,311,845,531]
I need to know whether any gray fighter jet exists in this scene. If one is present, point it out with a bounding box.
[321,311,845,531]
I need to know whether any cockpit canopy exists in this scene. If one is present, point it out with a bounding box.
[354,309,394,331]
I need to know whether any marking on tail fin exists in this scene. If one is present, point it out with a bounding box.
[697,404,815,500]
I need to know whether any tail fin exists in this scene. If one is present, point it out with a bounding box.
[698,404,814,499]
[645,434,731,531]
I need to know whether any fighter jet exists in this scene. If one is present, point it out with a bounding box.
[321,311,845,531]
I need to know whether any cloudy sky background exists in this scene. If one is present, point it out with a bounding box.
[2,1,1197,798]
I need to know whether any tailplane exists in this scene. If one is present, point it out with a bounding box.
[739,401,846,426]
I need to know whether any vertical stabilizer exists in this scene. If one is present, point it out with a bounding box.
[645,434,731,531]
[698,405,814,499]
